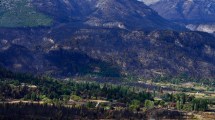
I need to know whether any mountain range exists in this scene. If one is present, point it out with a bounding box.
[0,0,186,30]
[0,0,215,79]
[141,0,215,34]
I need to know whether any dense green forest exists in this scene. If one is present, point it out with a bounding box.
[0,66,213,119]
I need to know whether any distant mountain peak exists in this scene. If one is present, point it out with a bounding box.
[144,0,215,33]
[148,0,215,23]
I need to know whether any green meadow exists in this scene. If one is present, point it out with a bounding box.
[0,0,52,27]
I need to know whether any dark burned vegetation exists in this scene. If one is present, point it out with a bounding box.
[0,103,146,119]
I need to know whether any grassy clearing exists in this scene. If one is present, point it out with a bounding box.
[0,0,52,27]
